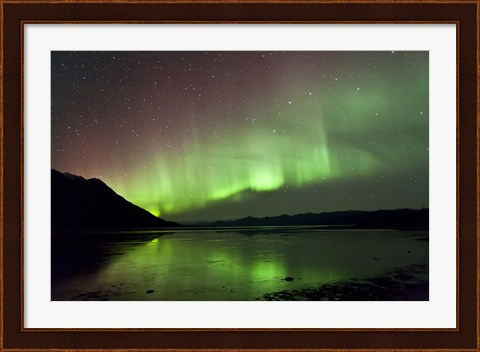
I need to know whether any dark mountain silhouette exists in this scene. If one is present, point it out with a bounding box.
[210,208,428,230]
[51,169,179,229]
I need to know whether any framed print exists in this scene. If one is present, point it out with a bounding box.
[1,0,478,351]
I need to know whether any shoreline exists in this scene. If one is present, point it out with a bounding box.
[257,264,428,301]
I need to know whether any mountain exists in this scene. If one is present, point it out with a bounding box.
[210,208,429,230]
[51,169,179,229]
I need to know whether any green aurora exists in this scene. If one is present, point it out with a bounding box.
[52,51,428,221]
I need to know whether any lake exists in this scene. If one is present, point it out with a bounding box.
[51,226,428,301]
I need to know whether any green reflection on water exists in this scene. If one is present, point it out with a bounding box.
[86,229,426,300]
[52,228,428,301]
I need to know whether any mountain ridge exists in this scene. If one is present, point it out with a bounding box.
[209,208,429,230]
[51,169,180,229]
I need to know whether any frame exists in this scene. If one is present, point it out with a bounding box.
[1,0,478,351]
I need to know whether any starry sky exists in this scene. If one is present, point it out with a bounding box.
[52,51,428,222]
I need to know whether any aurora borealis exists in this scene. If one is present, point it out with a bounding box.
[52,51,428,222]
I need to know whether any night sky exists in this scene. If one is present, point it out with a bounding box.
[52,51,428,222]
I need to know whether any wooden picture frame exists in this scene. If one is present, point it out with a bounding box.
[1,1,478,350]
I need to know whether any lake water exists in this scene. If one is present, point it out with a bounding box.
[51,227,428,301]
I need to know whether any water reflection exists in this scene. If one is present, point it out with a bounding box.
[52,227,428,301]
